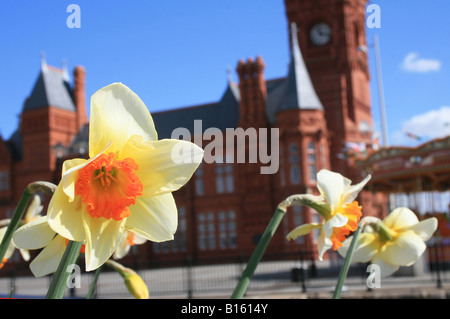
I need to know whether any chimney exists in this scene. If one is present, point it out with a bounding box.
[73,66,88,130]
[236,56,267,127]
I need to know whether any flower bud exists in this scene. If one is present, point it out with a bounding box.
[124,273,149,299]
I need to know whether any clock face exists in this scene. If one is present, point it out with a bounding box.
[310,23,331,46]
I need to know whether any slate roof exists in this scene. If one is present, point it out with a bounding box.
[152,82,241,139]
[277,23,323,113]
[22,62,75,112]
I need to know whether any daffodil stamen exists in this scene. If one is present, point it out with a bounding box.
[75,152,144,221]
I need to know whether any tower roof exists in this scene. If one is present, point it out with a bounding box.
[277,23,323,113]
[23,58,76,112]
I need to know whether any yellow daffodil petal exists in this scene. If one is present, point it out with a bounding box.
[316,170,370,213]
[89,83,158,157]
[113,234,132,260]
[338,233,378,263]
[380,230,426,267]
[383,207,419,231]
[317,231,331,261]
[286,223,322,241]
[407,217,438,241]
[0,227,16,260]
[82,210,127,271]
[24,195,43,222]
[342,174,371,204]
[13,216,56,250]
[120,136,203,197]
[19,249,30,262]
[48,183,85,242]
[126,193,177,242]
[371,253,399,278]
[322,213,348,238]
[61,158,87,200]
[29,235,66,278]
[317,170,350,213]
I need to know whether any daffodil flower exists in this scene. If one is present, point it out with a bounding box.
[13,215,84,277]
[286,169,371,260]
[338,207,438,277]
[113,230,147,260]
[0,195,43,269]
[45,83,203,271]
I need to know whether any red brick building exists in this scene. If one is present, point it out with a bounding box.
[0,0,387,269]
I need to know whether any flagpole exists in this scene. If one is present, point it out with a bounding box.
[374,34,389,147]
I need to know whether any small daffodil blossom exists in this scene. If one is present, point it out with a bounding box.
[113,230,147,260]
[13,215,85,277]
[338,207,438,277]
[0,195,44,268]
[286,169,371,260]
[46,83,204,271]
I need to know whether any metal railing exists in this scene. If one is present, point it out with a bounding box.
[1,245,449,299]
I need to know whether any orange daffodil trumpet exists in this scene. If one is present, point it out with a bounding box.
[338,207,438,277]
[46,83,203,272]
[286,169,371,260]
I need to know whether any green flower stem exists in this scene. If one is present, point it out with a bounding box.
[332,221,364,299]
[0,188,33,263]
[46,240,82,299]
[86,264,104,299]
[231,205,287,299]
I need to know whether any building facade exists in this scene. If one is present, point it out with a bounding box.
[0,0,387,271]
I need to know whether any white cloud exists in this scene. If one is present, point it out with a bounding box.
[391,106,450,145]
[401,52,441,73]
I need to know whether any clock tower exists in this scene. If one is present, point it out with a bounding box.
[284,0,375,181]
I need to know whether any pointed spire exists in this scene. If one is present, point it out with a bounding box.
[280,23,323,111]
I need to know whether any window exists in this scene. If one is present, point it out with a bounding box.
[198,210,237,251]
[215,163,234,193]
[154,206,187,253]
[198,212,216,250]
[307,142,317,182]
[288,143,300,184]
[0,170,9,191]
[218,210,237,249]
[195,164,204,195]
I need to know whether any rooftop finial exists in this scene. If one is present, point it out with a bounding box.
[40,51,47,71]
[62,58,70,82]
[226,67,233,84]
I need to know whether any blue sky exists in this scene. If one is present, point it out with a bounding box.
[0,1,449,148]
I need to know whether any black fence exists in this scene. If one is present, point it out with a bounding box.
[1,244,449,298]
